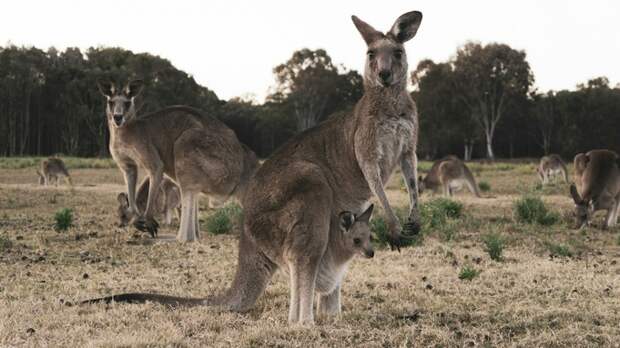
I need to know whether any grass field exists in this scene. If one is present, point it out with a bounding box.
[1,158,619,347]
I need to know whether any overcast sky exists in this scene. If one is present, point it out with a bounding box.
[2,0,619,101]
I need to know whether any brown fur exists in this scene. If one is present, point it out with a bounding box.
[98,80,258,241]
[418,156,480,197]
[537,154,568,184]
[83,11,424,325]
[117,177,181,227]
[570,149,620,229]
[37,157,71,186]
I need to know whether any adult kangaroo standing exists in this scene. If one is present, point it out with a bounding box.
[98,80,258,241]
[83,12,423,325]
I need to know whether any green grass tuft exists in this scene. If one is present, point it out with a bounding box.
[421,198,463,228]
[54,208,74,232]
[459,265,480,281]
[478,181,491,192]
[513,195,559,225]
[545,241,573,257]
[482,233,504,261]
[204,203,243,235]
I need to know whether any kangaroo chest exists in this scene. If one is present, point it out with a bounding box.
[375,114,415,180]
[315,259,349,295]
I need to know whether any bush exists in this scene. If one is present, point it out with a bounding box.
[54,208,74,231]
[482,233,504,261]
[204,203,242,235]
[459,266,480,281]
[545,241,573,257]
[513,195,559,225]
[421,198,463,228]
[370,215,418,248]
[478,181,491,192]
[0,234,12,252]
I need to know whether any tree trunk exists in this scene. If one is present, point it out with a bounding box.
[485,130,495,160]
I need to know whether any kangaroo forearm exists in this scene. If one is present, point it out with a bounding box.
[400,154,420,212]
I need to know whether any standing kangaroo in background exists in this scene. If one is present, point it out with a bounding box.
[537,154,568,185]
[83,11,423,325]
[418,155,481,197]
[98,80,258,241]
[570,149,620,229]
[117,177,181,227]
[37,157,72,186]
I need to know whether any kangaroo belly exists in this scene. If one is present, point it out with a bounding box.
[316,262,348,294]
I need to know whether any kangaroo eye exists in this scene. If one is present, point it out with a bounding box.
[394,50,403,59]
[367,50,375,59]
[353,238,361,245]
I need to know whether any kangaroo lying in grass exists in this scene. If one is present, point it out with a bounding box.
[570,149,620,229]
[117,177,181,227]
[82,205,375,318]
[418,155,480,197]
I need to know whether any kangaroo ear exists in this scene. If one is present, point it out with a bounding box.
[388,11,423,43]
[339,211,356,231]
[570,184,583,205]
[351,15,384,45]
[124,79,144,98]
[97,80,115,98]
[357,204,374,223]
[117,192,129,207]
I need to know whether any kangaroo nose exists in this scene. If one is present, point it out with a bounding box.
[365,249,375,258]
[379,70,392,83]
[113,114,123,125]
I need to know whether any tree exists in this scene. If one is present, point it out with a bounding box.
[269,49,362,131]
[453,43,534,159]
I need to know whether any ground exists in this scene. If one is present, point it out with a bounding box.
[1,158,619,347]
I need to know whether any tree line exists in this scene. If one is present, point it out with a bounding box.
[1,43,618,160]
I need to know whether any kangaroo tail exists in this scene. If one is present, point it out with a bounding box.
[207,226,276,312]
[81,292,205,307]
[463,165,481,197]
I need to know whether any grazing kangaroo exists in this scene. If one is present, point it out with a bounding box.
[570,149,620,229]
[36,157,72,186]
[117,177,181,227]
[537,154,568,184]
[83,11,423,325]
[97,80,258,241]
[419,155,480,197]
[82,205,376,317]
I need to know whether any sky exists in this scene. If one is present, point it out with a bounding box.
[1,0,619,101]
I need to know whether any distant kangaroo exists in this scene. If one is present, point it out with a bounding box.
[570,149,620,229]
[117,177,181,227]
[419,155,480,197]
[82,205,376,317]
[97,80,258,241]
[83,11,423,325]
[537,154,568,185]
[37,157,72,186]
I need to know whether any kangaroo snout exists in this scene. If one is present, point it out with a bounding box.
[364,249,375,258]
[379,70,392,84]
[113,114,123,126]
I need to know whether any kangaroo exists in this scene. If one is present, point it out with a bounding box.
[36,157,72,186]
[537,154,568,184]
[418,155,480,197]
[97,80,258,241]
[570,149,620,229]
[82,205,376,317]
[117,177,181,227]
[83,12,423,324]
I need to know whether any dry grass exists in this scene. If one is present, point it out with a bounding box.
[1,160,620,347]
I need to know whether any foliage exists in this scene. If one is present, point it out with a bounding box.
[204,203,243,235]
[54,208,74,231]
[370,215,418,249]
[513,195,559,225]
[478,181,491,192]
[420,198,463,228]
[482,233,504,261]
[459,266,480,281]
[544,241,573,257]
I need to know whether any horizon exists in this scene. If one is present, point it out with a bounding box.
[2,1,619,101]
